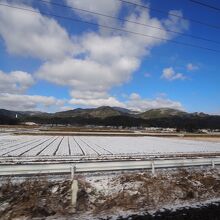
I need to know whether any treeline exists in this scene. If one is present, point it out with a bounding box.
[0,115,19,125]
[20,115,145,127]
[146,116,220,131]
[1,113,220,131]
[2,114,218,131]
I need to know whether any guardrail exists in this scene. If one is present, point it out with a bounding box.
[0,157,220,176]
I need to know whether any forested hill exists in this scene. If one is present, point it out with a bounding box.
[0,107,220,130]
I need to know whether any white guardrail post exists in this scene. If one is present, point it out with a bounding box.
[70,165,78,213]
[212,160,215,169]
[151,161,155,175]
[70,165,75,180]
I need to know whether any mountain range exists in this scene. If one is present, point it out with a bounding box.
[0,106,219,130]
[0,106,213,119]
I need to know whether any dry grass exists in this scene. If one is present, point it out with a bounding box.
[0,178,72,220]
[86,169,220,214]
[1,169,220,219]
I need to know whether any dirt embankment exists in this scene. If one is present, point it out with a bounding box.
[0,168,220,219]
[81,169,220,216]
[0,178,72,220]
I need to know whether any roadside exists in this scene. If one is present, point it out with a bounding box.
[117,201,220,220]
[1,168,220,219]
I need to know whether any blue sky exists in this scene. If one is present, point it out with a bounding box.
[0,0,219,114]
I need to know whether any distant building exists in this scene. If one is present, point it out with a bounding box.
[24,122,38,126]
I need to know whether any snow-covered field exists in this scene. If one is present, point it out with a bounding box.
[0,135,220,157]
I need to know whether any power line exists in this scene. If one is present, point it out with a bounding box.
[190,0,220,11]
[36,0,220,45]
[115,0,220,30]
[0,2,220,53]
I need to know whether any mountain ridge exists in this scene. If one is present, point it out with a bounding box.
[0,107,215,119]
[1,107,220,129]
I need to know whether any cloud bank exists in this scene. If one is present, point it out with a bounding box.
[0,0,189,111]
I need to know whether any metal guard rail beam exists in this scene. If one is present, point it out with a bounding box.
[0,157,220,176]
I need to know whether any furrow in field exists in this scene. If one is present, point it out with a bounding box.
[19,137,54,156]
[1,135,220,158]
[74,137,99,156]
[9,137,50,157]
[0,138,36,152]
[53,137,64,156]
[0,139,20,147]
[87,136,220,155]
[35,137,59,156]
[1,137,45,156]
[68,137,71,155]
[55,136,70,156]
[80,137,113,155]
[72,137,85,156]
[0,136,37,151]
[39,136,63,156]
[78,137,100,156]
[0,136,20,145]
[86,136,152,155]
[0,136,40,154]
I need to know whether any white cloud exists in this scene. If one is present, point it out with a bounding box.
[163,10,189,34]
[125,93,183,111]
[0,69,66,112]
[37,55,139,97]
[69,92,183,112]
[65,0,121,26]
[129,93,141,100]
[70,90,110,100]
[65,0,121,17]
[59,106,74,111]
[161,67,186,81]
[186,63,199,71]
[0,1,74,60]
[0,70,34,93]
[37,6,188,105]
[69,97,125,108]
[0,93,65,111]
[0,1,189,111]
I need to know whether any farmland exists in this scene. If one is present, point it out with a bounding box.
[0,134,220,158]
[1,133,220,219]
